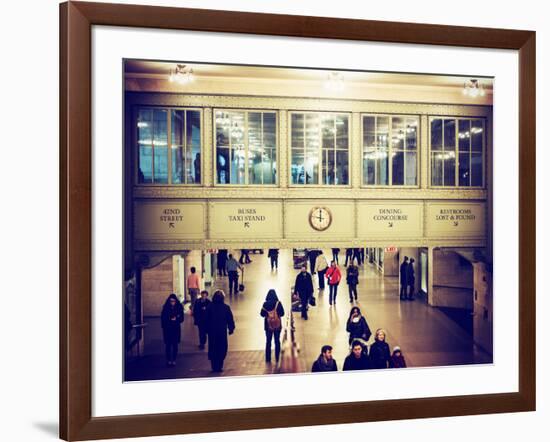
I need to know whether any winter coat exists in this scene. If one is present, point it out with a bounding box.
[390,354,407,368]
[311,355,338,372]
[268,249,279,258]
[369,340,391,369]
[161,300,184,344]
[192,298,211,327]
[343,353,371,371]
[346,265,359,285]
[260,295,285,331]
[346,316,372,341]
[325,266,342,285]
[204,301,235,362]
[294,272,314,299]
[314,254,329,273]
[400,261,409,284]
[406,262,415,285]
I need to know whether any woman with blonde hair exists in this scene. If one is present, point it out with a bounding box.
[369,328,391,369]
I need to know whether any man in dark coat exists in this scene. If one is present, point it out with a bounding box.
[399,256,409,300]
[192,290,211,350]
[407,258,416,300]
[311,345,338,372]
[294,265,314,320]
[345,248,353,266]
[307,249,320,275]
[160,294,184,366]
[217,249,228,276]
[204,290,235,372]
[267,248,279,271]
[343,341,371,371]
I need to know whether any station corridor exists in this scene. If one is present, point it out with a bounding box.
[125,249,492,381]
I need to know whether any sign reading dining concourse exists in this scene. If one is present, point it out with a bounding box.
[426,202,486,238]
[357,202,423,238]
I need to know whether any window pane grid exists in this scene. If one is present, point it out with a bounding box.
[363,114,418,186]
[430,117,484,187]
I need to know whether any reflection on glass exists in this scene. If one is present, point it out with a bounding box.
[392,117,405,150]
[431,153,443,186]
[431,119,442,150]
[471,152,483,186]
[458,119,470,151]
[443,155,455,186]
[392,151,404,185]
[471,120,483,152]
[444,119,456,151]
[459,152,470,186]
[405,152,417,186]
[138,144,152,183]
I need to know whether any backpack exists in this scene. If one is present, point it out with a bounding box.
[264,301,281,331]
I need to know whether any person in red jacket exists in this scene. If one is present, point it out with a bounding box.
[325,260,342,306]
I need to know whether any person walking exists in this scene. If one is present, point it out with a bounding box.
[360,247,365,265]
[407,258,416,300]
[389,346,407,368]
[399,256,409,300]
[346,306,372,345]
[307,249,320,276]
[186,266,201,305]
[352,248,362,265]
[343,340,371,371]
[369,328,391,369]
[204,290,235,372]
[331,248,340,264]
[160,294,184,367]
[225,254,242,296]
[325,260,342,305]
[346,262,359,302]
[294,265,314,320]
[345,248,353,266]
[311,345,338,372]
[267,248,279,271]
[239,249,251,264]
[192,290,211,350]
[314,251,329,290]
[217,249,228,276]
[260,289,285,363]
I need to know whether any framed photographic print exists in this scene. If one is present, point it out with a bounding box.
[60,1,536,440]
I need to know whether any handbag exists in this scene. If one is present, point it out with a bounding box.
[309,295,316,306]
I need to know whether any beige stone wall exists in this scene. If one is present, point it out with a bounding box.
[142,258,174,317]
[432,250,473,309]
[473,262,493,353]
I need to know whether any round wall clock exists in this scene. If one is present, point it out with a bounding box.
[309,206,332,231]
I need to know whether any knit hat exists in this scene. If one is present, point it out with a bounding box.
[393,346,401,353]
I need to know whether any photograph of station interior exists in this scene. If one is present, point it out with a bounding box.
[124,60,493,380]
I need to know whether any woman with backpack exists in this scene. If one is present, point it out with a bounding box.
[260,289,285,364]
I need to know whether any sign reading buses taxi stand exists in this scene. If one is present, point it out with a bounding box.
[209,201,283,240]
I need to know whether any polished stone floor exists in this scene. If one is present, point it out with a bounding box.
[125,249,492,381]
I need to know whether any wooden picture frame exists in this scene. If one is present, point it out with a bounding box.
[59,1,536,440]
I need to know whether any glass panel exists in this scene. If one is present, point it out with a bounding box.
[363,116,375,147]
[471,120,483,152]
[249,147,262,184]
[263,148,276,185]
[230,113,245,146]
[263,113,277,148]
[405,152,417,185]
[304,147,318,185]
[458,119,471,151]
[377,153,389,185]
[305,114,320,149]
[336,150,348,185]
[138,145,153,183]
[187,111,201,184]
[153,144,168,184]
[291,149,305,184]
[443,119,456,151]
[392,117,405,150]
[443,154,456,186]
[392,151,404,185]
[153,110,168,145]
[377,116,389,149]
[431,119,442,151]
[291,114,304,147]
[336,115,348,149]
[171,110,184,145]
[405,118,418,150]
[322,115,335,150]
[431,152,443,186]
[216,148,230,184]
[364,156,375,185]
[171,145,184,184]
[230,145,245,185]
[137,109,152,145]
[248,112,262,152]
[471,152,483,186]
[459,152,470,186]
[215,111,230,147]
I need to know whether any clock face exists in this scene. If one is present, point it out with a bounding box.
[309,207,332,231]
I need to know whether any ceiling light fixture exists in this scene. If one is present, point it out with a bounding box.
[169,64,194,84]
[462,79,486,98]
